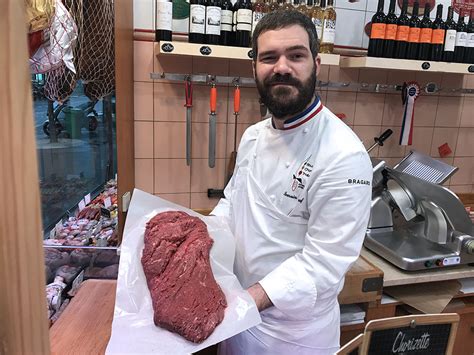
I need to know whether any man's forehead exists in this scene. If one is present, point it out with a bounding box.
[257,25,310,51]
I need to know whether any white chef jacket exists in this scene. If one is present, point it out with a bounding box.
[212,97,373,354]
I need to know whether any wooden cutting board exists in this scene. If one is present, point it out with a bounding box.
[50,279,116,355]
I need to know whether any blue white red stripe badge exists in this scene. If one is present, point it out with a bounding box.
[279,97,323,130]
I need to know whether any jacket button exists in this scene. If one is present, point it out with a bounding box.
[285,162,290,168]
[270,195,276,200]
[303,128,309,133]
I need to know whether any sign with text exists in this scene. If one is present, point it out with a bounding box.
[367,324,451,354]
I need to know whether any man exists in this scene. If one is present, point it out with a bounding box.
[212,10,373,354]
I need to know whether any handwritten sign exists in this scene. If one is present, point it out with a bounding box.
[367,324,451,354]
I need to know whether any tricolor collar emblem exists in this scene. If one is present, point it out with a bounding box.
[272,97,323,130]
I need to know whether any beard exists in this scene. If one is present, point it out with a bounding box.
[256,67,317,120]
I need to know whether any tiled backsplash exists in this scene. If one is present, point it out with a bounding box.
[134,40,474,209]
[134,0,460,49]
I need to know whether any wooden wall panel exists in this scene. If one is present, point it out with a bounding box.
[115,0,135,238]
[0,1,50,354]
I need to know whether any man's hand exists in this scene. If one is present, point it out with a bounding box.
[247,283,273,312]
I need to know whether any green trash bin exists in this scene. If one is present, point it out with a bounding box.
[63,107,84,139]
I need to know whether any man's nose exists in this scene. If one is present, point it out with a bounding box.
[273,56,292,75]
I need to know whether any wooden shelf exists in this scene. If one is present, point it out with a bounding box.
[156,41,340,65]
[339,55,474,74]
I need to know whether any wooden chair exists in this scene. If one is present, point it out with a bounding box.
[337,313,460,355]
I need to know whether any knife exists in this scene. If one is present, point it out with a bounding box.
[208,82,217,168]
[184,78,192,166]
[226,83,240,184]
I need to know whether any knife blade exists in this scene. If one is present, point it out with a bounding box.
[208,83,217,168]
[184,78,192,166]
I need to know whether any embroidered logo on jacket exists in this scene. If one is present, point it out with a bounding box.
[283,156,313,203]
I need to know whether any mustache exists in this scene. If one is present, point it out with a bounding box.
[264,74,301,86]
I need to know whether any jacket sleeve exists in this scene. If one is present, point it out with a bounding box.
[258,150,373,319]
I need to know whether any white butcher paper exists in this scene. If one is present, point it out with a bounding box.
[106,189,262,354]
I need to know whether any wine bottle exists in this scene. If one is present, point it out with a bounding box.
[454,10,468,63]
[220,0,233,45]
[310,0,324,43]
[320,0,336,53]
[430,4,445,61]
[418,3,432,60]
[232,0,239,46]
[394,0,410,59]
[466,10,474,63]
[155,0,173,41]
[406,1,421,60]
[443,6,456,62]
[189,0,206,43]
[235,0,252,47]
[206,0,222,44]
[368,0,386,58]
[383,0,398,58]
[252,0,268,35]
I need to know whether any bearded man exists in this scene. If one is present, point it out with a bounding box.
[212,10,373,355]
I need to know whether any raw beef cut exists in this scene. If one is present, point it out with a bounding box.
[141,211,227,343]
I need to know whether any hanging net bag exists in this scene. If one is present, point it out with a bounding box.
[79,0,115,101]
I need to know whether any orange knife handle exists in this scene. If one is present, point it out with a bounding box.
[210,86,217,113]
[184,80,192,107]
[234,86,240,114]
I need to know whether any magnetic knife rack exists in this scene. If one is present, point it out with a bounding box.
[150,72,474,95]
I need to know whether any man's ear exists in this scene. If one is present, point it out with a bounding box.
[315,55,321,76]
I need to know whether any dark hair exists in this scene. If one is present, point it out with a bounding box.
[251,10,319,61]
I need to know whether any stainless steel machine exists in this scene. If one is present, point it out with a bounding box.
[364,134,474,271]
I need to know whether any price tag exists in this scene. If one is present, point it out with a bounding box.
[78,199,86,211]
[84,193,91,205]
[104,197,112,208]
[49,229,56,239]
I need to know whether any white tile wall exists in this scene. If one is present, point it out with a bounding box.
[335,8,366,47]
[134,0,154,30]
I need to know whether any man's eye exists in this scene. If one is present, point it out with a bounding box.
[290,54,304,60]
[261,56,275,62]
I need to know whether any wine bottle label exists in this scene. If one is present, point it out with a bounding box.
[431,28,445,44]
[252,11,265,34]
[206,6,222,35]
[396,25,410,41]
[221,9,233,32]
[156,1,173,31]
[233,11,237,32]
[312,18,323,40]
[190,4,205,34]
[408,27,420,43]
[385,24,398,40]
[370,23,386,39]
[236,9,252,31]
[322,19,336,44]
[419,28,433,43]
[468,33,474,48]
[455,31,467,47]
[444,29,456,51]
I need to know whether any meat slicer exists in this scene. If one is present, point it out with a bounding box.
[364,138,474,271]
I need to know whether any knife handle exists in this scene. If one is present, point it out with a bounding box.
[185,80,192,108]
[234,86,240,115]
[210,85,217,113]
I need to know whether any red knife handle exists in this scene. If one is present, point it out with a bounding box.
[234,86,240,114]
[210,85,217,113]
[185,80,192,108]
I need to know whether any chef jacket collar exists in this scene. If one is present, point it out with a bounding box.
[271,97,323,131]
